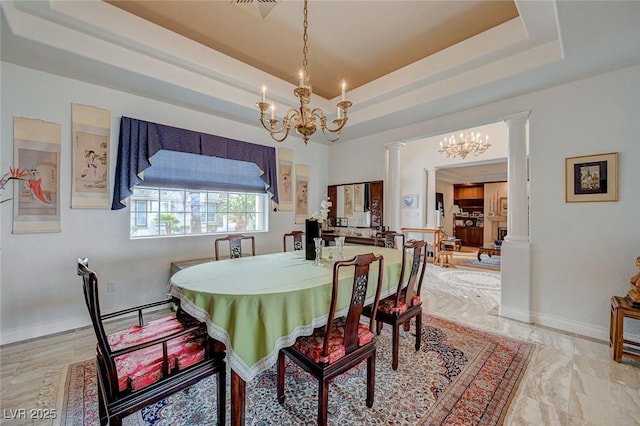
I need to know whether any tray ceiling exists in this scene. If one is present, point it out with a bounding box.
[105,1,519,99]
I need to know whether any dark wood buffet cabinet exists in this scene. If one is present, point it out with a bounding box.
[454,225,483,247]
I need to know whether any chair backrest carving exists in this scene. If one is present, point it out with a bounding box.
[283,231,304,252]
[324,253,384,356]
[374,231,405,249]
[394,240,428,308]
[214,234,256,260]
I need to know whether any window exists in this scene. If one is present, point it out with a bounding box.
[130,187,268,238]
[133,200,148,228]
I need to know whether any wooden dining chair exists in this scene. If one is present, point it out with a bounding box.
[374,230,405,249]
[363,240,427,370]
[277,253,384,426]
[77,258,226,426]
[214,233,255,260]
[283,230,304,252]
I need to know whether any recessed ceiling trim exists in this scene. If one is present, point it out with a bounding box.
[232,0,277,20]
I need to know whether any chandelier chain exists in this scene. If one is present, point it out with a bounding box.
[302,0,308,77]
[255,0,351,144]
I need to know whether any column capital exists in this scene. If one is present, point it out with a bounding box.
[502,111,530,126]
[384,141,405,151]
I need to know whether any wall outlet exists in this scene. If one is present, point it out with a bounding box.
[106,282,116,293]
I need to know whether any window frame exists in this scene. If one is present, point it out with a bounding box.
[129,186,269,239]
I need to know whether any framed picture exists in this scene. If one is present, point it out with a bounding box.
[402,194,418,209]
[565,152,618,202]
[71,104,111,209]
[499,197,508,216]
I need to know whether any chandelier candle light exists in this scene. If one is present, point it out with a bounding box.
[257,0,352,144]
[439,130,490,159]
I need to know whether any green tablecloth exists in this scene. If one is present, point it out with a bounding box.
[169,246,404,381]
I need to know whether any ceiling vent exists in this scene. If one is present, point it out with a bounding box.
[232,0,277,19]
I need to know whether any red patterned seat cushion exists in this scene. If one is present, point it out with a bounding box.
[377,291,421,314]
[106,316,206,392]
[293,323,374,364]
[107,316,184,350]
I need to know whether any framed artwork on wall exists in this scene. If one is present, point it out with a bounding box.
[71,103,111,209]
[565,152,618,202]
[13,117,61,234]
[498,197,508,216]
[276,147,293,211]
[402,194,418,209]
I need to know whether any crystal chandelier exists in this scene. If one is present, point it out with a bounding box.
[438,130,490,159]
[256,0,351,145]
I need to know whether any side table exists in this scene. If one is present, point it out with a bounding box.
[610,296,640,362]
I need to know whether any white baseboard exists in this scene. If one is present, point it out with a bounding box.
[0,316,90,346]
[499,306,640,344]
[499,305,532,324]
[1,305,173,346]
[532,311,610,342]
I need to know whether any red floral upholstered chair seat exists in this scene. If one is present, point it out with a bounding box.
[104,316,207,392]
[377,290,421,315]
[293,320,374,364]
[78,258,226,426]
[278,253,385,426]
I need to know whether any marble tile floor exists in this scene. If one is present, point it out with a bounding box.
[1,265,639,426]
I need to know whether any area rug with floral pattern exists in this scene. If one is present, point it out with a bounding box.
[59,314,535,426]
[452,250,501,271]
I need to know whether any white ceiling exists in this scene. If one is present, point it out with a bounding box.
[2,1,639,146]
[436,161,507,185]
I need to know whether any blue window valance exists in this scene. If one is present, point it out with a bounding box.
[112,117,278,210]
[142,150,267,192]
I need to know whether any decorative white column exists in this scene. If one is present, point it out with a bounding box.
[500,111,532,324]
[425,168,437,228]
[504,112,530,242]
[385,142,404,232]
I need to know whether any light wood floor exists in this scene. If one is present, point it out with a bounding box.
[1,264,639,425]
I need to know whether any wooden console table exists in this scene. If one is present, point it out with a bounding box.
[401,227,442,261]
[170,257,214,275]
[400,228,441,246]
[477,246,501,262]
[321,233,379,246]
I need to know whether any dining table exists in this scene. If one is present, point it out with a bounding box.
[168,245,405,425]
